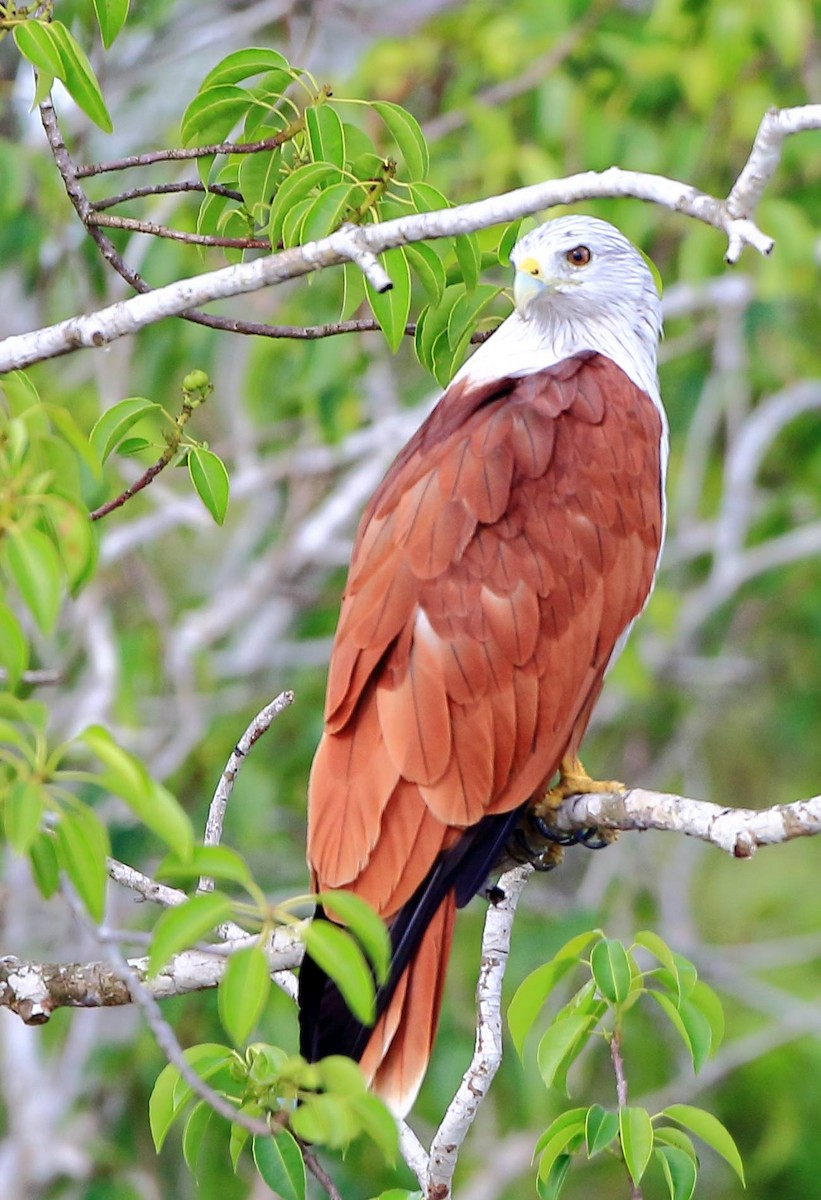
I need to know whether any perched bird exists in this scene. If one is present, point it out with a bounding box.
[299,215,666,1116]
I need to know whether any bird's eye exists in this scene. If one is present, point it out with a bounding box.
[565,245,592,267]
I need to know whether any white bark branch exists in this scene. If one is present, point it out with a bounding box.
[3,102,820,374]
[199,690,295,892]
[425,867,531,1200]
[549,787,821,858]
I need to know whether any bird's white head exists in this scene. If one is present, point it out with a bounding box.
[511,216,662,350]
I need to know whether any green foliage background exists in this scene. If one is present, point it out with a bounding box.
[2,0,821,1197]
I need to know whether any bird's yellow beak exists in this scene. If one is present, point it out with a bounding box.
[513,256,547,316]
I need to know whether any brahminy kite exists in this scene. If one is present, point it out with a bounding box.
[299,215,666,1116]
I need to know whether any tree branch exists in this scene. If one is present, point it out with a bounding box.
[426,867,531,1200]
[199,690,295,891]
[8,786,821,1027]
[6,101,821,374]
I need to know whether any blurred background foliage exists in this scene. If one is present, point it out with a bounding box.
[2,0,821,1197]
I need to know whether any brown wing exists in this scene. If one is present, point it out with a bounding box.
[301,352,664,1112]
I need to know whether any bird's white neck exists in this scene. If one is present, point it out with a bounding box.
[455,306,662,410]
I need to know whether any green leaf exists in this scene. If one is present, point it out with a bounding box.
[29,831,60,898]
[238,148,281,215]
[182,1101,212,1178]
[690,979,725,1055]
[201,47,292,89]
[89,397,162,464]
[0,604,29,686]
[635,930,687,1004]
[156,845,252,887]
[6,526,62,635]
[536,1120,585,1185]
[219,945,271,1046]
[349,1092,398,1160]
[619,1106,654,1187]
[5,780,45,855]
[149,892,236,975]
[371,101,429,179]
[267,162,342,247]
[367,247,411,353]
[590,938,633,1005]
[149,1044,231,1150]
[315,891,390,984]
[33,69,55,106]
[444,283,503,379]
[43,404,101,477]
[253,1129,306,1200]
[48,22,113,133]
[453,232,481,291]
[533,1108,588,1157]
[507,930,602,1057]
[318,1055,367,1096]
[291,1094,357,1148]
[13,20,65,79]
[92,0,130,49]
[650,991,712,1072]
[369,1192,422,1200]
[654,1126,698,1162]
[498,219,523,264]
[585,1105,619,1156]
[302,919,376,1025]
[54,804,110,922]
[405,243,446,305]
[656,1146,698,1200]
[188,448,230,525]
[306,104,347,169]
[300,182,355,242]
[181,84,251,146]
[536,1015,594,1093]
[660,1104,745,1183]
[44,496,97,595]
[230,1112,253,1170]
[81,725,193,857]
[537,1153,574,1200]
[408,182,449,214]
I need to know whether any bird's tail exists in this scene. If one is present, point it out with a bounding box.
[298,888,456,1117]
[298,807,521,1115]
[359,892,455,1115]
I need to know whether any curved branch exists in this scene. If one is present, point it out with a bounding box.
[5,103,821,374]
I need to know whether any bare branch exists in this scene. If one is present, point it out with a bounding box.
[12,100,821,374]
[0,926,304,1022]
[548,786,821,858]
[87,210,269,250]
[726,104,821,220]
[74,122,306,178]
[91,181,243,210]
[426,867,531,1199]
[199,690,296,891]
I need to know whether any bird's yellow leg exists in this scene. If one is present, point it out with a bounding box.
[538,754,625,811]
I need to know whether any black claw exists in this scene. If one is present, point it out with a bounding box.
[577,827,613,850]
[529,811,577,846]
[486,885,506,904]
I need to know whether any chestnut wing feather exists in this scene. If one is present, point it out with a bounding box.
[308,353,664,911]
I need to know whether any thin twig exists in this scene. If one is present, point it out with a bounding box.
[75,122,306,178]
[301,1146,344,1200]
[88,211,269,249]
[60,879,272,1137]
[89,383,203,522]
[610,1028,643,1200]
[91,181,243,211]
[199,691,296,892]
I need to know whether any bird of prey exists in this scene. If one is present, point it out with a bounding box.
[299,215,666,1116]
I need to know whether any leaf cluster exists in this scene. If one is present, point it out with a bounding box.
[508,930,744,1199]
